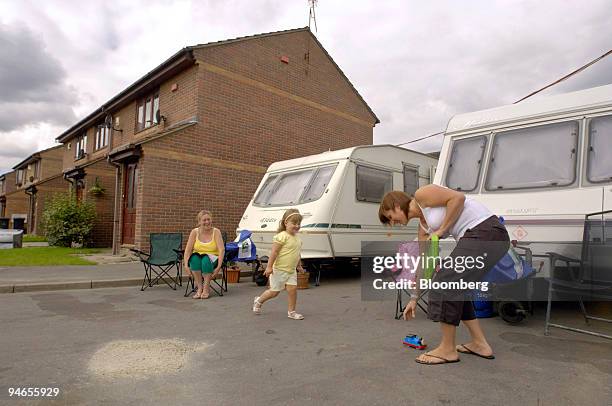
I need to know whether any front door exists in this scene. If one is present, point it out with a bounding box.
[121,162,138,245]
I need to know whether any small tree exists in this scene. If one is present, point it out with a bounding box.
[41,193,96,247]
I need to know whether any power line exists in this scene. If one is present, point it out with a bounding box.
[395,48,612,147]
[514,48,612,103]
[395,131,445,147]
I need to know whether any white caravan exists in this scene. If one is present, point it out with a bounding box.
[434,84,612,273]
[239,145,438,266]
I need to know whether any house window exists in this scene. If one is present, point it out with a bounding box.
[403,165,419,196]
[16,169,24,185]
[0,179,4,193]
[485,121,578,191]
[445,136,487,192]
[75,134,88,160]
[356,165,393,203]
[586,115,612,183]
[136,91,160,132]
[95,126,110,150]
[33,160,41,180]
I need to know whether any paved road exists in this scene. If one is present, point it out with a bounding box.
[0,277,610,406]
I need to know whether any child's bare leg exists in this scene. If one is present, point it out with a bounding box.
[286,285,297,312]
[258,289,279,303]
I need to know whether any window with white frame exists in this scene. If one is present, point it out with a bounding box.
[586,115,612,183]
[95,125,109,150]
[485,121,578,191]
[16,169,24,185]
[75,134,88,159]
[356,165,393,203]
[136,91,160,132]
[445,136,487,192]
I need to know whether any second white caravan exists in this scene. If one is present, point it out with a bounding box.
[434,84,612,273]
[238,145,438,269]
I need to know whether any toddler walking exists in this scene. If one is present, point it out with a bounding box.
[252,208,305,320]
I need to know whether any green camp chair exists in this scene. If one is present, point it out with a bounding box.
[131,233,183,291]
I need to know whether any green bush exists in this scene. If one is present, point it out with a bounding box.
[41,193,96,247]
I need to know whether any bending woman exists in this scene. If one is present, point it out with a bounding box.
[184,210,225,299]
[379,185,509,365]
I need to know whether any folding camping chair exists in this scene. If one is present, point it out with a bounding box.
[131,233,182,291]
[545,210,612,340]
[182,230,259,297]
[390,239,439,320]
[183,232,228,298]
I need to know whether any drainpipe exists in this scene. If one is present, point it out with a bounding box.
[108,158,121,256]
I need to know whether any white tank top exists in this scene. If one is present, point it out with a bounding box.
[417,197,493,240]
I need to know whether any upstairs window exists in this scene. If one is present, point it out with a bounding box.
[485,121,578,191]
[75,134,88,160]
[445,136,487,192]
[16,169,24,185]
[136,90,160,132]
[95,125,110,150]
[586,115,612,183]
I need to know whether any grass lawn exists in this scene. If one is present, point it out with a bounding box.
[23,235,48,243]
[0,247,102,266]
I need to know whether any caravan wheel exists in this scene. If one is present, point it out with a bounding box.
[497,301,527,324]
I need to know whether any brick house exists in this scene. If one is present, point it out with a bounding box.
[0,171,28,229]
[55,27,379,252]
[8,145,65,234]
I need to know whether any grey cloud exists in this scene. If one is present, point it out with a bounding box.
[0,23,77,131]
[0,101,77,132]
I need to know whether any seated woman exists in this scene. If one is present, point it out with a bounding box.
[183,210,225,299]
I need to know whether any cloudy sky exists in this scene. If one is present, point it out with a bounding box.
[1,0,611,174]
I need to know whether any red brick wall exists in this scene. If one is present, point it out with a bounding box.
[81,159,116,247]
[111,65,198,149]
[4,189,28,228]
[128,30,376,250]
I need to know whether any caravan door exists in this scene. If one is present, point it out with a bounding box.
[587,115,612,211]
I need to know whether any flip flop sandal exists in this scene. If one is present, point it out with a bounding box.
[402,335,427,350]
[457,344,495,360]
[415,352,460,365]
[287,311,304,320]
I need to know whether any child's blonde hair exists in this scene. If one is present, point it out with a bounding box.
[278,208,303,232]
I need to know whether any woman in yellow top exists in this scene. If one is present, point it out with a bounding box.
[252,208,305,320]
[184,210,224,299]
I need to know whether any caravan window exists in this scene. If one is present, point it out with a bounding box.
[445,136,487,192]
[265,169,314,206]
[485,121,578,191]
[253,175,279,205]
[587,115,612,183]
[254,164,338,206]
[302,164,337,202]
[403,165,419,196]
[356,165,392,203]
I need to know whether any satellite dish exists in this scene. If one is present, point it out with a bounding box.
[104,114,113,128]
